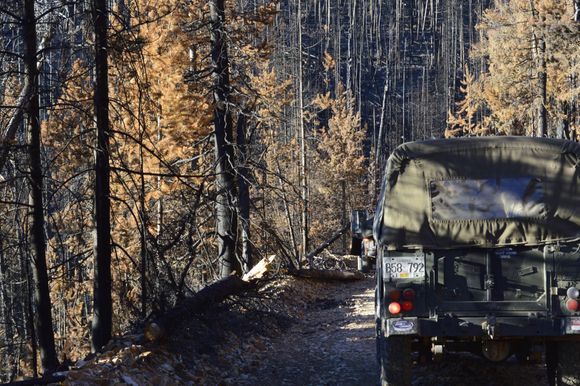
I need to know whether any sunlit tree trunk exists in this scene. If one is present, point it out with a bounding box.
[297,0,309,266]
[210,0,240,278]
[529,1,547,137]
[236,112,252,273]
[537,37,547,137]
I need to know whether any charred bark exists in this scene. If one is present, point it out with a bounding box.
[23,0,59,373]
[210,0,240,278]
[91,0,113,353]
[236,112,252,272]
[537,37,547,138]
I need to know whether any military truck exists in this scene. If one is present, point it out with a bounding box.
[374,137,580,386]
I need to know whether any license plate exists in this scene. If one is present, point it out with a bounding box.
[384,255,425,279]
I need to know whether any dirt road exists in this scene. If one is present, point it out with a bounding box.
[237,276,378,386]
[64,274,550,385]
[233,275,548,386]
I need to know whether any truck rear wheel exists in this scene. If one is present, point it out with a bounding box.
[378,335,412,386]
[556,341,580,386]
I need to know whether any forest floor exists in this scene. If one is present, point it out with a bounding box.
[63,271,550,386]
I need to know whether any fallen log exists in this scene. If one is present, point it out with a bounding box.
[0,374,66,386]
[145,255,276,342]
[293,268,365,281]
[306,224,349,266]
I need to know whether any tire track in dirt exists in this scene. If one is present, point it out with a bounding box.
[234,275,547,386]
[238,276,378,386]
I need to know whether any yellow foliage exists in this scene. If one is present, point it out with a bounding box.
[323,51,335,72]
[463,0,580,136]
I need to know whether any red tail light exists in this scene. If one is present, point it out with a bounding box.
[401,301,413,312]
[388,289,401,301]
[566,299,579,312]
[388,302,401,314]
[402,288,415,300]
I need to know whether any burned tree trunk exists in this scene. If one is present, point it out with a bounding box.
[297,0,309,267]
[236,112,252,273]
[23,0,59,373]
[536,37,547,138]
[91,0,113,353]
[210,0,240,278]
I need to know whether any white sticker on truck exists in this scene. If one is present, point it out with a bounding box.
[565,317,580,334]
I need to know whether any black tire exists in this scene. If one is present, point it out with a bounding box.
[379,335,412,386]
[556,341,580,386]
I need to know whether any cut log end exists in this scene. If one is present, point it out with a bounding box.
[242,255,276,282]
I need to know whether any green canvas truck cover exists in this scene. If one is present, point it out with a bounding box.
[373,136,580,249]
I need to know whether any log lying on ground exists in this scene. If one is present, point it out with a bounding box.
[294,224,365,281]
[293,268,365,281]
[0,374,66,386]
[145,255,276,342]
[306,224,349,264]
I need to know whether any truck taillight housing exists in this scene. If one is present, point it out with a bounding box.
[402,288,415,300]
[401,301,413,312]
[566,299,579,312]
[567,287,580,300]
[388,289,401,301]
[388,302,401,314]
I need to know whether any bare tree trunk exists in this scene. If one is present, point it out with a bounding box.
[530,1,547,137]
[25,258,38,378]
[276,161,299,267]
[297,0,309,267]
[574,0,580,22]
[0,24,56,175]
[537,37,547,137]
[210,0,240,278]
[0,239,13,358]
[91,0,113,353]
[23,0,59,372]
[340,180,347,253]
[236,112,252,273]
[139,141,147,319]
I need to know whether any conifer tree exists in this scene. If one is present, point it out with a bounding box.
[460,0,580,137]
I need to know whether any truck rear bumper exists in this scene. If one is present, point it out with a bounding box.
[383,316,580,338]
